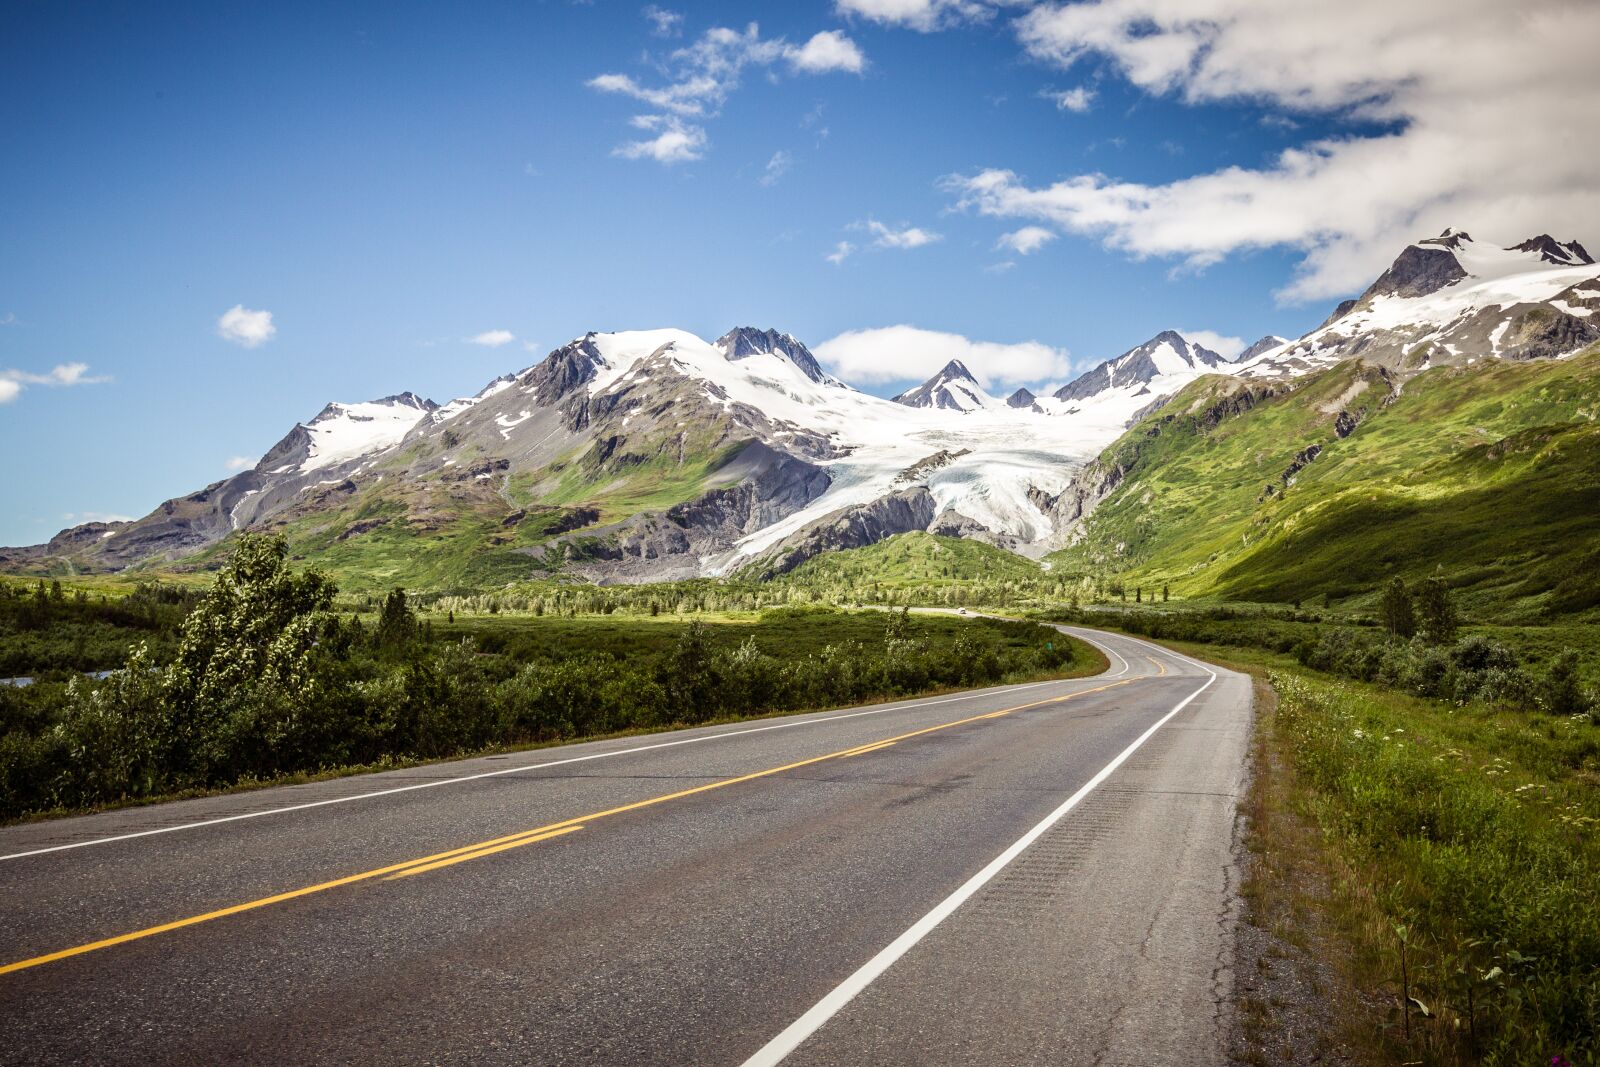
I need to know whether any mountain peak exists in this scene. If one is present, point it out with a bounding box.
[714,327,833,385]
[1419,227,1473,251]
[1509,234,1595,266]
[1052,330,1226,403]
[892,359,995,411]
[1236,335,1290,363]
[1006,387,1038,409]
[938,359,977,382]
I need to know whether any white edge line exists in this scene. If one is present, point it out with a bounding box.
[738,645,1218,1067]
[0,650,1127,864]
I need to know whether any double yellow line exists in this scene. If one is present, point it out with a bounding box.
[2,671,1149,977]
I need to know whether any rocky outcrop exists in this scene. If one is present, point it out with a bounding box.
[894,448,970,486]
[1361,240,1468,301]
[715,327,832,384]
[1006,387,1040,410]
[747,487,938,578]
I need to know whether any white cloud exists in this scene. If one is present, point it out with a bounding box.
[225,455,256,472]
[786,30,867,74]
[947,0,1600,301]
[759,150,793,187]
[615,116,708,163]
[589,22,865,165]
[0,362,111,404]
[835,0,1005,32]
[643,5,683,37]
[826,240,856,265]
[1043,86,1095,112]
[217,305,276,348]
[996,226,1057,255]
[467,329,516,348]
[814,325,1073,388]
[1176,329,1246,360]
[0,312,17,326]
[859,218,943,249]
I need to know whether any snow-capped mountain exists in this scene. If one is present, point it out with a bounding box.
[1052,331,1229,403]
[11,227,1598,585]
[1240,230,1600,379]
[891,360,1002,411]
[1236,335,1290,363]
[264,393,437,475]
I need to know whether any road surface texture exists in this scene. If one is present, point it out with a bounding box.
[0,626,1253,1066]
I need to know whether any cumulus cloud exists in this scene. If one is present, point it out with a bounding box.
[826,240,857,265]
[0,362,111,404]
[1042,86,1095,112]
[225,455,256,472]
[217,305,276,347]
[835,0,1006,32]
[814,325,1073,388]
[858,219,943,249]
[590,22,865,165]
[1176,329,1246,361]
[996,226,1057,255]
[467,329,516,348]
[787,30,867,74]
[942,0,1600,302]
[759,150,793,186]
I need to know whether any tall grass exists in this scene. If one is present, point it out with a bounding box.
[1268,668,1600,1064]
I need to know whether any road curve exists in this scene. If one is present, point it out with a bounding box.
[0,626,1253,1066]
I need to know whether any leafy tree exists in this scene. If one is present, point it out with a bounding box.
[1381,577,1417,639]
[664,619,719,720]
[1539,651,1589,716]
[376,588,419,649]
[1415,577,1458,645]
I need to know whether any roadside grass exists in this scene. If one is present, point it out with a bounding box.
[1167,640,1600,1066]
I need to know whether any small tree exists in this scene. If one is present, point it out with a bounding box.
[377,588,419,649]
[1415,576,1458,645]
[1539,651,1588,716]
[1380,577,1416,639]
[1135,587,1142,604]
[1162,584,1170,603]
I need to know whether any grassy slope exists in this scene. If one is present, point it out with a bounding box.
[772,532,1045,592]
[1051,347,1600,621]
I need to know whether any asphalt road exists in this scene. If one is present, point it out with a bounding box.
[0,625,1253,1066]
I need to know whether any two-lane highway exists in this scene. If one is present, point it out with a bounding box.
[0,626,1252,1066]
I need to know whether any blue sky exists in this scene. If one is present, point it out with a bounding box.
[2,0,1593,545]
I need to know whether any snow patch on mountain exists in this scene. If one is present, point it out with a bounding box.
[299,393,436,473]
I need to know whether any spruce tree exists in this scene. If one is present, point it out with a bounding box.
[1415,577,1458,644]
[1380,577,1416,639]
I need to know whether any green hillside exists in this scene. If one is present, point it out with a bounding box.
[1051,346,1600,620]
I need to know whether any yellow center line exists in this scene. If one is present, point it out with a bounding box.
[1,674,1138,978]
[841,741,897,758]
[1147,655,1168,676]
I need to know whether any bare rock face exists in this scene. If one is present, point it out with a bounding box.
[714,327,832,385]
[1006,387,1040,410]
[747,487,939,578]
[1360,239,1467,301]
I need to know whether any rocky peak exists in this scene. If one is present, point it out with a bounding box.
[1053,331,1225,403]
[714,327,832,384]
[1236,335,1289,363]
[1509,234,1595,266]
[523,334,606,404]
[1418,227,1473,251]
[1006,387,1039,409]
[891,360,994,411]
[1359,238,1468,302]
